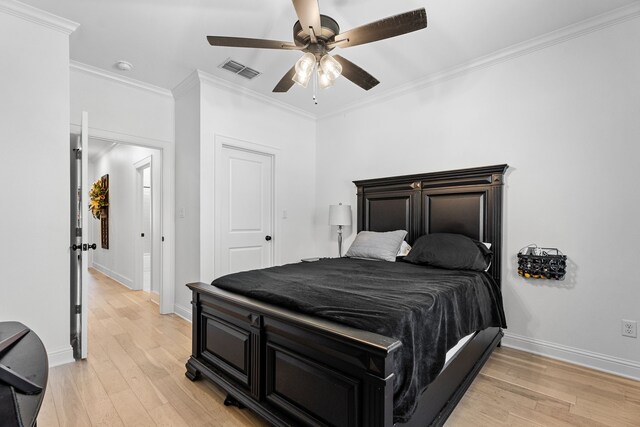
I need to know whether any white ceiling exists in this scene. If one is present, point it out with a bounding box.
[23,0,640,116]
[87,138,116,162]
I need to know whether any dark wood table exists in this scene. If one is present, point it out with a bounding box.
[0,322,48,427]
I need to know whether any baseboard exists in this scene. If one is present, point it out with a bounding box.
[174,303,192,323]
[91,263,133,289]
[502,332,640,381]
[48,346,74,368]
[150,291,160,305]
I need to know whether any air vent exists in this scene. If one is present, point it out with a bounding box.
[219,59,261,80]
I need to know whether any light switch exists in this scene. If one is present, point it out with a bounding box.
[178,207,186,218]
[282,209,288,219]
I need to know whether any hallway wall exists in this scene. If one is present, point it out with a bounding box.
[90,144,161,294]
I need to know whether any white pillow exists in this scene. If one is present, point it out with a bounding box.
[345,230,408,262]
[397,241,412,257]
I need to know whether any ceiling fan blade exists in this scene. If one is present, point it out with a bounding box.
[273,65,297,93]
[291,0,322,39]
[207,36,303,50]
[333,55,379,91]
[328,8,427,49]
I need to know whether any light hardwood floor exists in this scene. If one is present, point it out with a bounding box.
[39,269,640,426]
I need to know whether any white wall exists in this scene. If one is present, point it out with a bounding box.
[173,72,318,316]
[173,79,201,320]
[0,2,77,366]
[90,144,161,292]
[315,17,640,377]
[70,64,174,144]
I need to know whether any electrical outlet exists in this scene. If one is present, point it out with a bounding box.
[622,320,637,338]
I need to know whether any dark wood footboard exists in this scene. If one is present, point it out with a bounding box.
[186,282,401,427]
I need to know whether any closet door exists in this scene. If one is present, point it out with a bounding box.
[216,145,274,276]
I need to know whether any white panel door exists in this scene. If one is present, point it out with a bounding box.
[218,146,273,276]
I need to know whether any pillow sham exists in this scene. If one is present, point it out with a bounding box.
[403,233,492,271]
[345,230,408,262]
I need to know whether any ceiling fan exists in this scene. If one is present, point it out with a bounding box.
[207,0,427,101]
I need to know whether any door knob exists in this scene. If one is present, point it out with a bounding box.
[265,235,272,241]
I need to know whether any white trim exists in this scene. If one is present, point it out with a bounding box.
[319,2,640,120]
[71,124,172,148]
[190,69,315,120]
[91,262,134,289]
[174,303,192,323]
[0,0,78,34]
[47,346,74,368]
[70,60,174,98]
[502,332,640,381]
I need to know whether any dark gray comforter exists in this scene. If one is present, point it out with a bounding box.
[212,257,506,423]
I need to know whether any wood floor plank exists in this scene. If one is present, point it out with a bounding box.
[68,360,124,426]
[109,388,156,427]
[148,403,191,427]
[39,268,640,427]
[38,387,60,427]
[47,364,93,427]
[102,334,168,411]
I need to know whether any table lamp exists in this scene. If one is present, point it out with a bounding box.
[329,203,352,257]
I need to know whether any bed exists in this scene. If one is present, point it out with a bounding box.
[185,164,508,426]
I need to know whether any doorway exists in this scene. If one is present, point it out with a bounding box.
[70,116,175,359]
[134,157,157,302]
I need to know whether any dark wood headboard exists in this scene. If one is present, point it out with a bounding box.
[353,164,508,286]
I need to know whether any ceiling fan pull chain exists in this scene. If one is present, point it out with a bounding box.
[313,61,318,105]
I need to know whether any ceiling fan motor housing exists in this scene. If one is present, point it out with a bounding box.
[293,14,340,51]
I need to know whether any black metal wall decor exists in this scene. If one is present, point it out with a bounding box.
[517,245,566,280]
[100,174,109,249]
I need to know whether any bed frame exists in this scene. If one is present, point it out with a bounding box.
[185,164,508,427]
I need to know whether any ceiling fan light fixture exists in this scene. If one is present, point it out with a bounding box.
[293,52,316,88]
[295,52,316,74]
[318,69,334,89]
[320,54,342,81]
[292,70,312,88]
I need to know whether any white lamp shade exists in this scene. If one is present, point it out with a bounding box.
[329,204,352,226]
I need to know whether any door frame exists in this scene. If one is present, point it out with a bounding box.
[212,134,278,280]
[71,124,175,315]
[133,156,153,293]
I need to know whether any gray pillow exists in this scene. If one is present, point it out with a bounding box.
[345,230,408,262]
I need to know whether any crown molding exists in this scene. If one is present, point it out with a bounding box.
[319,2,640,120]
[70,60,174,99]
[194,69,316,120]
[171,70,201,100]
[0,0,78,34]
